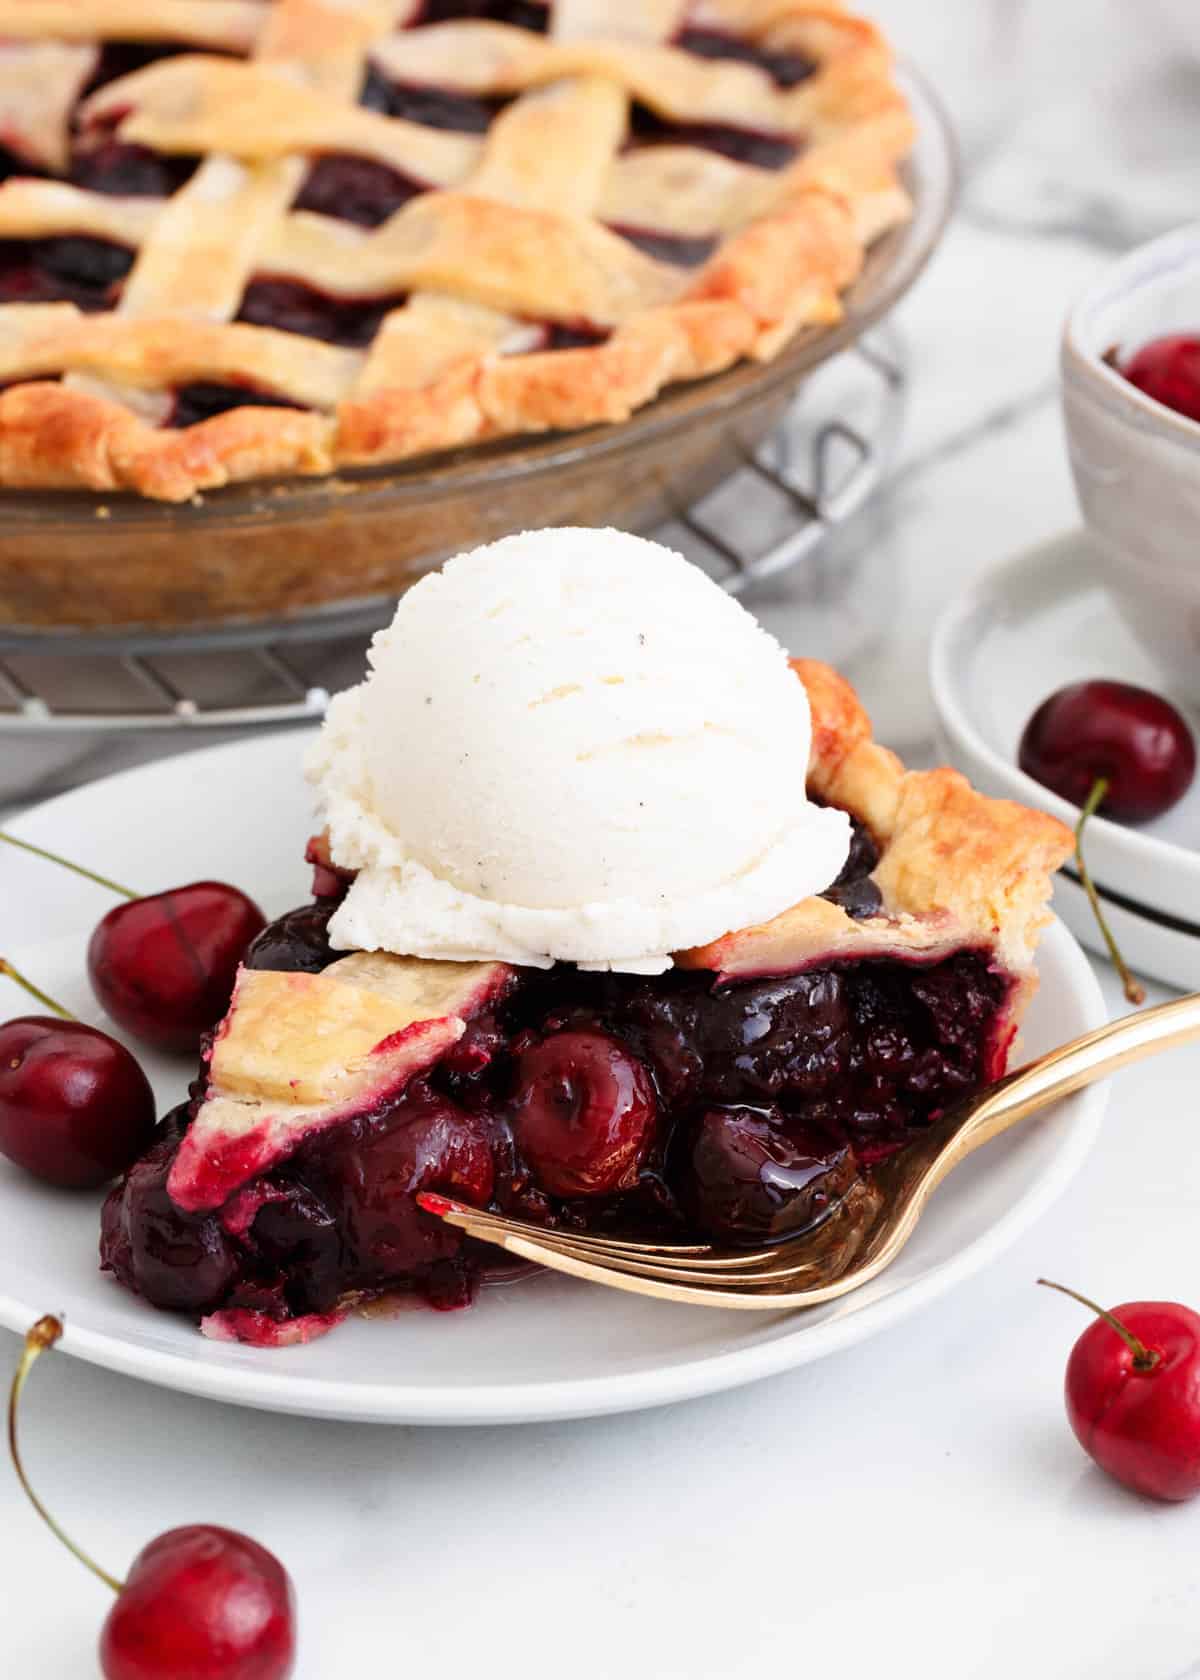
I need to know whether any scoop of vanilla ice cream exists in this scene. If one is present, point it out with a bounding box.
[306,528,850,972]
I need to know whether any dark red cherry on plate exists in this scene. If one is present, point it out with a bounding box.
[0,1013,156,1190]
[0,958,156,1189]
[88,881,266,1055]
[1041,1280,1200,1503]
[1018,680,1196,823]
[511,1027,658,1197]
[1120,333,1200,424]
[10,1317,297,1680]
[0,827,266,1054]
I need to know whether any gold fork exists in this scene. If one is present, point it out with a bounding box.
[420,992,1200,1310]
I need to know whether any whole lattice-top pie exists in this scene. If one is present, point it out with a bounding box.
[0,1,913,500]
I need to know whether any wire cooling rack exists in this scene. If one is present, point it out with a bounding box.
[0,333,905,804]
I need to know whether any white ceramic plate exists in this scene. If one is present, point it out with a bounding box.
[932,528,1200,993]
[0,731,1108,1425]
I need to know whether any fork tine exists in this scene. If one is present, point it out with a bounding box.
[420,1197,833,1287]
[552,1225,860,1286]
[418,1196,796,1271]
[428,1214,809,1308]
[422,1196,896,1308]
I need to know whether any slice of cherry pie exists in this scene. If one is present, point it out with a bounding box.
[100,660,1074,1345]
[0,0,913,500]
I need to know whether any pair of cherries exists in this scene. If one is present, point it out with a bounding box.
[0,845,289,1672]
[0,832,265,1190]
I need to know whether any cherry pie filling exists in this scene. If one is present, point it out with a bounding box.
[0,9,813,427]
[100,810,1016,1327]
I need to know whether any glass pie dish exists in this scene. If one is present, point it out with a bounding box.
[0,68,954,634]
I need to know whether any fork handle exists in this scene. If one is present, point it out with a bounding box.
[935,990,1200,1180]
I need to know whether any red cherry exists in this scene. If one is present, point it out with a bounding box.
[511,1028,658,1197]
[681,1106,857,1242]
[1,832,266,1055]
[10,1317,298,1678]
[1018,681,1195,1002]
[0,1013,156,1189]
[88,882,266,1054]
[1121,333,1200,424]
[1042,1280,1200,1502]
[100,1525,296,1680]
[1018,680,1196,824]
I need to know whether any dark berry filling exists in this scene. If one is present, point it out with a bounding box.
[71,140,199,198]
[100,1109,241,1316]
[72,42,214,193]
[609,226,718,268]
[819,813,883,920]
[680,1107,856,1242]
[245,901,340,976]
[542,322,610,350]
[628,104,801,170]
[0,236,133,311]
[294,154,426,228]
[675,28,818,89]
[236,275,605,355]
[416,0,549,29]
[823,876,883,920]
[360,62,507,133]
[236,277,406,347]
[167,383,306,430]
[0,146,45,186]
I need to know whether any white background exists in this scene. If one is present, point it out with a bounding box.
[5,3,1200,1676]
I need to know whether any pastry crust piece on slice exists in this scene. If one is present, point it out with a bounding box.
[168,952,516,1213]
[679,660,1075,1039]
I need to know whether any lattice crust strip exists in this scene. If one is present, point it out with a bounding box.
[0,0,915,499]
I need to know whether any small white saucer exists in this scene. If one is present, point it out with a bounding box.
[931,529,1200,994]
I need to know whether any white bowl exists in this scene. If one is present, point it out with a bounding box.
[1062,221,1200,704]
[932,529,1200,994]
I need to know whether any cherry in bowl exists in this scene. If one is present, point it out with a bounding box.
[1119,333,1200,426]
[1018,679,1196,824]
[1018,679,1196,1003]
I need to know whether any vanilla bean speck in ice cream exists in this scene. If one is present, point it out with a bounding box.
[306,528,850,973]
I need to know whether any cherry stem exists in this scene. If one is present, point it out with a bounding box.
[1037,1279,1161,1373]
[1074,779,1145,1006]
[0,831,136,901]
[0,958,75,1021]
[9,1317,124,1594]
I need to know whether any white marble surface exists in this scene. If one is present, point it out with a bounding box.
[5,5,1200,1676]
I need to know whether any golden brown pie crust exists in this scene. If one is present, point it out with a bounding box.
[0,1,914,499]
